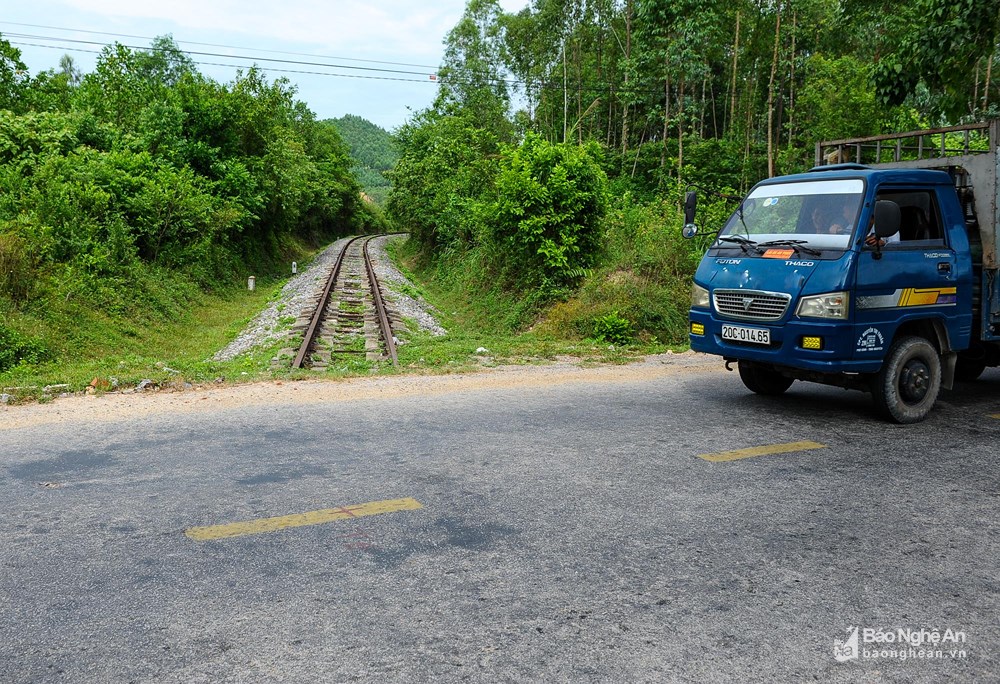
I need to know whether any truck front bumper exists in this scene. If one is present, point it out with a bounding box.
[688,309,883,374]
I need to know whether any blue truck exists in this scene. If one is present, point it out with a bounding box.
[683,121,1000,423]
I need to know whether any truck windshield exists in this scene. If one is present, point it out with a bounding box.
[717,179,865,252]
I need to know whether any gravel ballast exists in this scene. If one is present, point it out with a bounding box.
[213,234,444,361]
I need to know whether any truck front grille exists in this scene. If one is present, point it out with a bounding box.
[713,289,791,321]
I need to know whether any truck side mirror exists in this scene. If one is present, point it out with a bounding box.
[874,199,901,238]
[683,191,698,238]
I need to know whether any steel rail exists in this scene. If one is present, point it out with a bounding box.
[291,236,362,369]
[363,236,399,367]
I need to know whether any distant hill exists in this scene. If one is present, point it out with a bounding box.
[329,115,397,206]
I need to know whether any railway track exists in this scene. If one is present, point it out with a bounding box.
[292,235,399,370]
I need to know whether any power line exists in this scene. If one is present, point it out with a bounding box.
[3,32,437,78]
[8,33,680,100]
[7,41,439,85]
[8,37,502,92]
[7,31,529,90]
[1,20,753,102]
[0,20,441,70]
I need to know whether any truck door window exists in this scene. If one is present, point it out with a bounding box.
[875,189,945,247]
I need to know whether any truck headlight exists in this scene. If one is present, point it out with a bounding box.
[796,291,849,319]
[691,283,710,309]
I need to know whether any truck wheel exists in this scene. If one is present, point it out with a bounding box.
[738,361,794,396]
[870,336,941,423]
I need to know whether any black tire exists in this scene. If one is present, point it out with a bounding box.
[955,352,987,382]
[738,361,794,396]
[870,336,941,423]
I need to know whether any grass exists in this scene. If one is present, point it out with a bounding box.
[0,279,289,402]
[1,229,691,405]
[383,238,664,371]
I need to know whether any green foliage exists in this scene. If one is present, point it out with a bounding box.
[488,133,608,288]
[679,137,749,192]
[389,115,608,331]
[0,322,48,373]
[0,35,28,113]
[0,33,380,374]
[21,70,74,113]
[330,115,398,207]
[634,0,724,101]
[388,109,505,252]
[436,0,512,133]
[0,231,35,302]
[0,109,81,163]
[537,191,702,345]
[592,311,633,344]
[795,55,886,147]
[330,114,397,170]
[871,0,1000,116]
[769,53,910,171]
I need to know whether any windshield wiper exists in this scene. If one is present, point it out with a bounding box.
[756,239,822,257]
[717,235,762,255]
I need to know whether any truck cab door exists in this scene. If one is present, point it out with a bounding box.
[852,187,969,358]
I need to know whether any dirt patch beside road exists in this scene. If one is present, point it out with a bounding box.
[0,353,720,431]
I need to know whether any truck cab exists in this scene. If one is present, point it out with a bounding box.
[686,166,975,422]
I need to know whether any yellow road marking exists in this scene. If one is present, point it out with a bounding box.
[698,440,826,462]
[185,497,422,541]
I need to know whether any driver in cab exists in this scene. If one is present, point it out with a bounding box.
[810,204,854,235]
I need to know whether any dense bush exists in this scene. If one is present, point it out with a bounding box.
[0,322,48,373]
[0,33,389,374]
[487,133,607,289]
[388,109,506,253]
[533,191,701,344]
[0,35,384,298]
[0,232,35,302]
[592,311,633,345]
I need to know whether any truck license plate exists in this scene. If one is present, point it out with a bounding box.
[721,324,770,345]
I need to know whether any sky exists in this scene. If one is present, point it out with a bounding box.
[2,0,529,132]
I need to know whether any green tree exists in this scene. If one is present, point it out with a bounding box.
[794,55,884,148]
[76,43,148,129]
[487,132,607,288]
[0,35,28,112]
[437,0,513,136]
[633,0,724,175]
[388,109,503,252]
[870,0,1000,117]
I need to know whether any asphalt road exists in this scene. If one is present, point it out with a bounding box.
[1,362,998,683]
